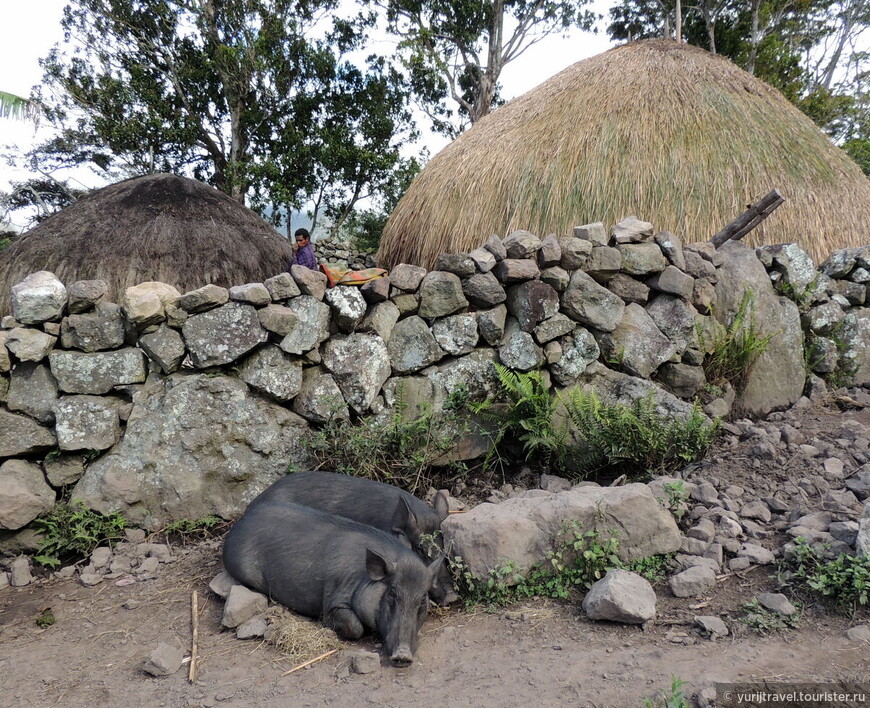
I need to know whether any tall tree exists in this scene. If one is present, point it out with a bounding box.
[22,0,417,229]
[380,0,598,136]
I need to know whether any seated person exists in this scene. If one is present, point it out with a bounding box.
[290,228,318,270]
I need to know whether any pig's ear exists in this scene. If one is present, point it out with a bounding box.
[366,548,396,581]
[433,491,449,522]
[391,498,418,547]
[427,554,445,581]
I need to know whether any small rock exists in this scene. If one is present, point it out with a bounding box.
[845,624,870,643]
[728,557,751,572]
[694,615,729,638]
[10,556,34,587]
[756,592,797,616]
[351,651,381,674]
[142,642,185,677]
[737,543,775,565]
[209,571,239,599]
[582,570,657,624]
[669,565,717,598]
[236,615,268,640]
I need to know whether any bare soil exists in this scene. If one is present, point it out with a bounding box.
[2,396,869,708]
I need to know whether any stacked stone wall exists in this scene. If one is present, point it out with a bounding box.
[2,217,870,537]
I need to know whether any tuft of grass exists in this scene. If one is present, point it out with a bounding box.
[32,500,127,568]
[160,515,227,544]
[561,388,719,481]
[265,606,346,666]
[36,608,56,628]
[699,291,774,393]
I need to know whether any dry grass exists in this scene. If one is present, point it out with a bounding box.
[378,39,870,270]
[0,173,293,315]
[264,606,347,666]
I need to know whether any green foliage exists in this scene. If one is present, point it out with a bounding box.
[453,526,670,607]
[472,363,566,468]
[788,540,870,614]
[36,608,57,629]
[661,481,689,522]
[32,500,127,568]
[642,676,692,708]
[561,388,719,480]
[739,598,800,634]
[14,0,417,229]
[304,386,470,493]
[383,0,596,135]
[699,292,774,393]
[622,553,674,583]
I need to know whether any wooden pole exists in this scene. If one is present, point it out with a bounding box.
[710,189,785,248]
[188,590,199,684]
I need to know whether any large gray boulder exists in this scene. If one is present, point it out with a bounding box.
[71,373,311,528]
[6,362,58,424]
[418,271,468,319]
[442,483,681,579]
[279,296,331,355]
[387,316,445,374]
[60,302,126,352]
[714,242,805,417]
[237,344,303,401]
[561,270,625,332]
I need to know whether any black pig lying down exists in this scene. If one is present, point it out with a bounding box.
[222,500,442,667]
[248,471,457,605]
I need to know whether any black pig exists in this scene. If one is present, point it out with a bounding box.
[222,500,441,666]
[249,471,457,604]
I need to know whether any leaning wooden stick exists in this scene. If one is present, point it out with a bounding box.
[280,649,339,677]
[189,590,199,684]
[711,189,785,248]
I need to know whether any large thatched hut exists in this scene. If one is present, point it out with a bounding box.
[0,174,293,314]
[379,40,870,269]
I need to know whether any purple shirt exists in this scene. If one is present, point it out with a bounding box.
[291,242,318,270]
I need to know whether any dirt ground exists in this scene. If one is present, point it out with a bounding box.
[2,396,870,708]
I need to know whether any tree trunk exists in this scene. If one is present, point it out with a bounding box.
[675,0,682,42]
[746,0,761,75]
[472,0,505,124]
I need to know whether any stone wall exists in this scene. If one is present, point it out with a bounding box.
[2,217,870,540]
[314,235,374,271]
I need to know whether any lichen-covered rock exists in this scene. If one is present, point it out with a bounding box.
[359,300,400,342]
[325,286,367,332]
[6,362,58,424]
[71,373,311,527]
[550,328,600,386]
[182,302,268,368]
[279,296,330,355]
[477,305,508,346]
[138,324,186,374]
[237,344,302,401]
[292,368,349,422]
[49,348,147,394]
[54,395,122,451]
[323,333,391,413]
[617,242,668,275]
[434,253,476,277]
[263,272,301,301]
[506,280,559,333]
[387,316,445,374]
[60,302,126,352]
[462,272,507,308]
[431,314,479,356]
[498,317,544,371]
[0,409,56,457]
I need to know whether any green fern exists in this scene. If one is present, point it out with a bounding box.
[472,363,566,468]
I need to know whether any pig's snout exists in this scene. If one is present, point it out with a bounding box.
[390,645,414,667]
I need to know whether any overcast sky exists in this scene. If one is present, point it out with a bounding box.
[0,1,615,227]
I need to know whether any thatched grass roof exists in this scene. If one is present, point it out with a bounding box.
[378,39,870,269]
[0,174,293,315]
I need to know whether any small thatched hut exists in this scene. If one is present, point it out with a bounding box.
[378,40,870,269]
[0,173,293,314]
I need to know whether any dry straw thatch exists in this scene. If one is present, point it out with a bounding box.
[0,173,293,315]
[378,39,870,269]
